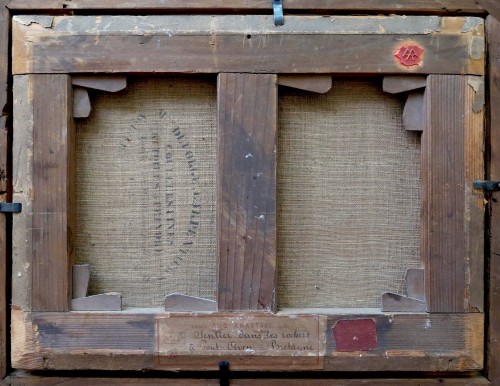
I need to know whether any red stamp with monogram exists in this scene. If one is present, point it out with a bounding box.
[395,45,424,67]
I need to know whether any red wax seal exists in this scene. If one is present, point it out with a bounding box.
[333,319,377,352]
[395,45,424,67]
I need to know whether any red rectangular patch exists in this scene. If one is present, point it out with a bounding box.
[333,319,377,352]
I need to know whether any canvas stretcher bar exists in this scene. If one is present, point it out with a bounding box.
[12,15,484,75]
[11,310,483,371]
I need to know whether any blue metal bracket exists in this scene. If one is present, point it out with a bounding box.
[474,180,500,191]
[0,202,22,213]
[219,361,229,386]
[273,0,284,26]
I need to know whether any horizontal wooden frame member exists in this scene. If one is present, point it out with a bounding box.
[12,15,485,75]
[11,310,483,372]
[5,0,486,15]
[3,376,493,386]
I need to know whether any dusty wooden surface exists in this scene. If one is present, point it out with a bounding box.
[278,75,332,93]
[0,0,8,379]
[2,3,493,381]
[381,292,426,312]
[10,310,483,372]
[70,293,121,311]
[422,75,484,312]
[71,76,126,92]
[31,75,73,312]
[465,76,486,314]
[487,15,500,384]
[3,375,493,385]
[71,265,90,299]
[12,75,33,313]
[406,268,425,301]
[5,0,486,15]
[383,76,427,94]
[477,0,500,22]
[72,87,90,118]
[164,294,216,312]
[403,92,425,131]
[12,16,484,75]
[217,73,277,311]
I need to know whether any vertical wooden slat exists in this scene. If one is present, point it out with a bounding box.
[31,75,73,312]
[423,75,484,312]
[487,15,500,383]
[12,75,35,315]
[217,73,277,311]
[0,0,9,378]
[465,74,486,314]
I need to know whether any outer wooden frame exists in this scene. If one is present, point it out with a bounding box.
[2,374,495,385]
[9,14,486,373]
[0,1,492,386]
[0,0,9,380]
[3,0,487,15]
[486,15,500,383]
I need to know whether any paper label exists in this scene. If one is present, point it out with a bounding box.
[156,314,326,369]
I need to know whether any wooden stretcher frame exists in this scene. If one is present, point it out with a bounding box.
[0,1,498,384]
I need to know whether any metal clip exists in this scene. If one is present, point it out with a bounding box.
[219,360,230,386]
[0,202,22,213]
[473,180,500,191]
[273,0,284,26]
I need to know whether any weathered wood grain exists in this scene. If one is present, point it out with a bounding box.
[70,293,121,311]
[477,0,500,22]
[31,75,74,312]
[72,76,126,92]
[381,293,427,312]
[465,76,486,314]
[217,73,277,311]
[11,310,483,372]
[5,0,486,14]
[0,0,9,379]
[403,92,425,131]
[278,75,332,93]
[0,208,6,380]
[12,16,484,75]
[7,377,218,386]
[72,265,90,299]
[487,15,500,384]
[422,75,484,312]
[4,376,492,386]
[406,268,425,301]
[383,76,427,94]
[12,75,34,312]
[7,374,493,386]
[11,309,156,370]
[164,293,216,312]
[325,313,484,371]
[72,87,90,118]
[238,379,489,385]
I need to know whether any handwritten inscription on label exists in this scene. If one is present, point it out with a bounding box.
[156,314,326,369]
